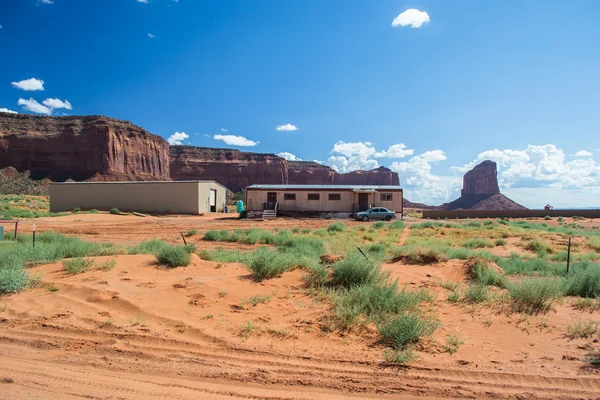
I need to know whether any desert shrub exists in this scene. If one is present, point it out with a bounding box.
[383,349,418,365]
[523,238,554,255]
[96,259,117,271]
[496,255,564,276]
[557,217,564,223]
[412,221,443,230]
[494,238,507,246]
[564,263,600,298]
[302,264,330,288]
[365,242,387,257]
[444,334,465,354]
[246,247,293,281]
[589,237,600,253]
[372,221,386,229]
[327,222,346,233]
[463,284,489,303]
[89,209,98,214]
[72,207,81,213]
[62,258,95,274]
[301,228,311,234]
[330,255,386,288]
[334,282,431,327]
[392,247,449,265]
[0,268,29,294]
[508,277,563,314]
[185,229,198,237]
[463,238,493,249]
[291,227,300,234]
[544,215,552,220]
[389,220,405,230]
[128,239,171,255]
[109,208,120,215]
[156,245,191,267]
[567,320,599,339]
[467,259,507,288]
[447,290,461,303]
[378,314,441,350]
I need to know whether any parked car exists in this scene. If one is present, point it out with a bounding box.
[354,207,396,222]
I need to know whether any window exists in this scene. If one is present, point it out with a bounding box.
[284,193,296,200]
[380,193,393,201]
[308,193,320,201]
[328,193,341,201]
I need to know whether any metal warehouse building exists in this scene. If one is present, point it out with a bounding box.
[50,181,227,215]
[245,184,403,218]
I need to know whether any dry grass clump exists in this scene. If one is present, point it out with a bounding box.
[391,247,449,265]
[465,258,507,288]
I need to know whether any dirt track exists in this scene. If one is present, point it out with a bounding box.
[2,214,600,399]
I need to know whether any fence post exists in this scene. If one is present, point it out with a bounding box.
[32,223,36,248]
[566,237,571,274]
[180,232,187,246]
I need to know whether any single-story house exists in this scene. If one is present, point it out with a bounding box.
[245,184,403,218]
[50,181,227,215]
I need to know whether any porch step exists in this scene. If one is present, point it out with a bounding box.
[262,210,277,220]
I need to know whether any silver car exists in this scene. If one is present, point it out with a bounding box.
[354,207,396,222]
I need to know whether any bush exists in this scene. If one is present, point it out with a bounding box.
[72,207,81,213]
[89,209,98,214]
[128,239,171,255]
[378,313,441,350]
[185,229,198,237]
[372,221,386,229]
[467,259,507,288]
[497,255,564,276]
[564,263,600,298]
[383,349,418,365]
[203,230,230,241]
[463,284,489,303]
[389,220,405,230]
[508,277,563,314]
[523,238,554,254]
[589,237,600,253]
[327,222,346,233]
[0,268,29,294]
[330,255,385,288]
[62,258,95,274]
[246,248,293,281]
[544,215,552,220]
[463,238,493,249]
[302,264,330,288]
[412,221,443,229]
[392,247,449,265]
[109,208,120,215]
[494,238,507,246]
[156,245,191,267]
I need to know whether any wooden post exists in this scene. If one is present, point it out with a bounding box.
[180,232,187,246]
[14,221,18,241]
[32,223,36,248]
[566,237,571,274]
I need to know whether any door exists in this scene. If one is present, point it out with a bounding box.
[209,189,217,212]
[358,193,369,211]
[267,192,277,210]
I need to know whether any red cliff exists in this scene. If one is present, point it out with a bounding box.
[0,114,169,181]
[461,160,500,196]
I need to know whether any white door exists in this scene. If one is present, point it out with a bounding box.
[209,189,216,207]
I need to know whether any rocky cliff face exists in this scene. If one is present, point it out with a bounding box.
[335,166,400,186]
[169,146,288,192]
[461,160,500,196]
[287,162,399,186]
[0,114,169,181]
[444,160,526,210]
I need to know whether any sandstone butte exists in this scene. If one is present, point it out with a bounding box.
[0,114,170,181]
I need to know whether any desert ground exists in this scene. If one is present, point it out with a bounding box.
[2,207,600,399]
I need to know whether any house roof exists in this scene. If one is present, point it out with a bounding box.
[246,184,402,190]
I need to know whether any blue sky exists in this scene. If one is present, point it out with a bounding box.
[1,0,600,207]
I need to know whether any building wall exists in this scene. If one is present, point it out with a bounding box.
[246,189,403,213]
[198,181,227,212]
[50,182,225,214]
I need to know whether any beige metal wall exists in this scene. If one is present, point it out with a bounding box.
[198,181,227,212]
[246,189,403,213]
[50,182,226,214]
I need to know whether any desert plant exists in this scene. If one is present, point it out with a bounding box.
[463,238,493,249]
[0,268,28,295]
[62,258,95,274]
[389,220,405,230]
[372,221,386,229]
[238,320,255,338]
[564,263,600,298]
[156,245,191,267]
[109,207,120,215]
[383,349,418,365]
[378,313,441,350]
[567,319,599,339]
[327,222,346,233]
[128,239,171,255]
[330,255,386,288]
[494,238,507,247]
[185,229,199,237]
[72,207,81,213]
[246,248,293,281]
[508,277,563,314]
[89,209,98,214]
[467,258,507,288]
[302,264,330,288]
[463,284,489,303]
[96,259,117,271]
[392,247,449,265]
[444,334,465,354]
[447,290,461,303]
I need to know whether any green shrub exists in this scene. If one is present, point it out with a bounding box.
[463,238,493,249]
[246,248,292,281]
[62,258,95,274]
[128,239,171,255]
[330,255,385,288]
[96,259,117,271]
[301,228,312,234]
[378,314,441,350]
[447,291,461,303]
[508,278,563,314]
[302,264,330,288]
[567,319,599,339]
[589,237,600,253]
[494,238,507,246]
[544,215,552,220]
[389,220,405,230]
[372,221,386,229]
[383,349,418,365]
[327,222,346,233]
[185,229,199,237]
[365,243,387,257]
[0,268,29,294]
[564,263,600,298]
[89,209,98,214]
[109,208,120,215]
[497,255,564,276]
[463,284,489,303]
[468,259,507,288]
[412,221,443,229]
[72,207,81,213]
[156,245,191,267]
[291,227,300,234]
[392,247,449,265]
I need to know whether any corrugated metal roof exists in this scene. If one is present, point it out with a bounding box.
[247,184,403,190]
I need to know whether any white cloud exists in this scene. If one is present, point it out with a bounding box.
[327,155,379,173]
[278,152,302,161]
[42,98,72,110]
[221,128,228,132]
[167,132,189,145]
[137,0,148,3]
[18,98,52,115]
[11,78,45,91]
[276,123,298,132]
[203,133,211,138]
[573,150,593,157]
[213,134,258,147]
[331,141,376,158]
[147,33,155,39]
[0,108,18,114]
[392,9,430,28]
[374,143,414,158]
[0,24,3,30]
[38,0,54,4]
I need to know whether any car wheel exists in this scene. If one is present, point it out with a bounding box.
[362,215,369,222]
[385,215,392,221]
